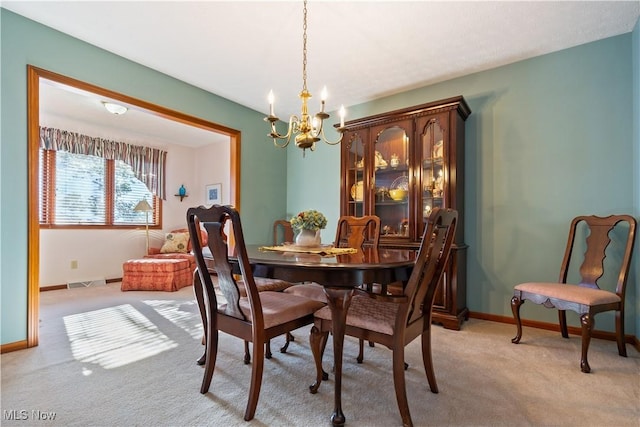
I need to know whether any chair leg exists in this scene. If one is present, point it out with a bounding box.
[510,296,524,344]
[309,326,329,393]
[580,313,593,373]
[266,340,272,359]
[244,340,265,421]
[357,339,364,363]
[280,332,295,353]
[196,352,206,366]
[392,346,413,427]
[421,326,438,393]
[615,309,627,357]
[200,329,219,394]
[558,310,569,338]
[244,341,251,365]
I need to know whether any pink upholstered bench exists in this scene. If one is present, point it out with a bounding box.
[121,258,192,292]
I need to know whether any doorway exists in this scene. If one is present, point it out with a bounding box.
[27,65,241,347]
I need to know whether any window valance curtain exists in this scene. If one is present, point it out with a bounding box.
[40,126,167,199]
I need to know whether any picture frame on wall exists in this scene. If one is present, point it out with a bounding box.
[206,183,222,205]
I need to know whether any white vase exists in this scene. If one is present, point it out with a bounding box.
[295,228,321,247]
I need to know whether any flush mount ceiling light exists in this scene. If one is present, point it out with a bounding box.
[102,101,128,115]
[264,0,346,155]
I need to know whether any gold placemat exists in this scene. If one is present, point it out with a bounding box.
[259,245,358,256]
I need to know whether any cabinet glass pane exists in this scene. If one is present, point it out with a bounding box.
[347,133,365,217]
[374,126,409,238]
[421,119,445,225]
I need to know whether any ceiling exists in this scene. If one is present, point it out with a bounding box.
[5,1,639,146]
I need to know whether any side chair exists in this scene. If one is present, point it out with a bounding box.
[308,208,458,427]
[273,219,294,244]
[191,215,294,365]
[334,215,381,249]
[282,215,381,354]
[511,214,636,373]
[187,205,326,422]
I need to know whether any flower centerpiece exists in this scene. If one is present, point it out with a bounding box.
[290,209,327,247]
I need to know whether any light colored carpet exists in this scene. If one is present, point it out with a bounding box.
[1,283,638,427]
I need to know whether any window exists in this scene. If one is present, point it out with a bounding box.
[40,149,160,227]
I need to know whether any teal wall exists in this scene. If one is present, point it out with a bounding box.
[288,32,639,336]
[0,10,288,345]
[633,18,640,339]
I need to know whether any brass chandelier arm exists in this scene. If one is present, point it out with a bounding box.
[266,115,299,148]
[318,125,346,146]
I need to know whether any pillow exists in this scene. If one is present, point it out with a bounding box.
[160,232,190,254]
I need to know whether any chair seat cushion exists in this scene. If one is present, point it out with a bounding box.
[514,282,620,306]
[236,277,294,297]
[314,294,399,335]
[283,282,327,303]
[227,292,325,329]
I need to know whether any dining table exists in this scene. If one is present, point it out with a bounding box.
[196,243,417,426]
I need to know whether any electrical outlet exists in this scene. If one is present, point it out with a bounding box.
[70,260,78,269]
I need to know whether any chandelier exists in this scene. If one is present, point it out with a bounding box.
[264,0,346,154]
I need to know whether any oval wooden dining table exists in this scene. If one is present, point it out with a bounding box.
[196,244,417,426]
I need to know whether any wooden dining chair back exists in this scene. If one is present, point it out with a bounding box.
[334,215,381,249]
[187,204,325,421]
[511,214,636,373]
[273,219,294,245]
[309,207,458,427]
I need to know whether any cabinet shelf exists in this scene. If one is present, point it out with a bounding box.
[376,200,408,206]
[377,166,409,174]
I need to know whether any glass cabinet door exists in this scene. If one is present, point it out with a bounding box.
[419,115,446,235]
[371,121,411,240]
[345,131,367,217]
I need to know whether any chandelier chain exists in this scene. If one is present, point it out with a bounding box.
[302,0,308,92]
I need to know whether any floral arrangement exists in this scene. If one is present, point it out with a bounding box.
[290,209,327,231]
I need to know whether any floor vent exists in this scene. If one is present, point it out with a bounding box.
[67,278,107,289]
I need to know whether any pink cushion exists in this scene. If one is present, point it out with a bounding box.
[283,283,327,303]
[236,277,294,297]
[123,258,189,272]
[314,294,399,335]
[514,282,620,306]
[231,292,325,329]
[122,258,192,292]
[145,253,196,273]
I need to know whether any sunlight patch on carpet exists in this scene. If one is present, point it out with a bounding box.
[63,304,178,369]
[143,299,203,340]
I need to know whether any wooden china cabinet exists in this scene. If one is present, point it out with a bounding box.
[339,96,471,330]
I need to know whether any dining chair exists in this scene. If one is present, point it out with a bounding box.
[511,214,636,373]
[334,215,381,249]
[282,215,381,354]
[267,219,297,352]
[192,214,294,365]
[308,207,458,427]
[334,215,383,361]
[187,204,326,421]
[273,219,294,244]
[283,215,381,304]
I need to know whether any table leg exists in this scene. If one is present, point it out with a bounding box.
[324,287,355,427]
